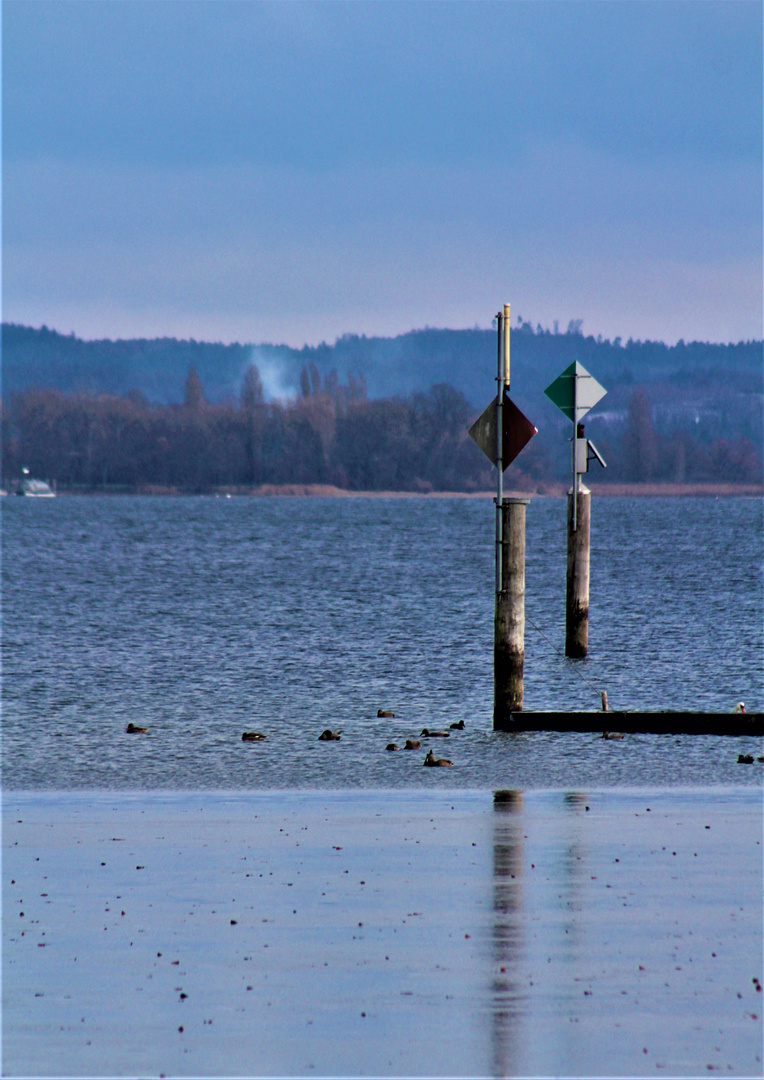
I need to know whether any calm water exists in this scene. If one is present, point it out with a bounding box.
[2,495,762,789]
[5,788,762,1078]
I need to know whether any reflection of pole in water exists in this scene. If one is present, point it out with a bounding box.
[560,792,588,954]
[491,790,524,1079]
[490,791,589,1078]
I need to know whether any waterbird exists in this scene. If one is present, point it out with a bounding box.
[601,731,624,740]
[377,709,395,718]
[738,754,754,764]
[423,750,453,767]
[385,743,399,751]
[734,702,746,713]
[404,739,421,750]
[126,723,148,734]
[421,728,449,738]
[318,729,341,741]
[241,732,266,741]
[449,720,465,730]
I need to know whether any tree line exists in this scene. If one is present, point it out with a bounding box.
[1,365,760,492]
[593,388,761,484]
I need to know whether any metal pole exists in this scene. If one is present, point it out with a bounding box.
[495,310,504,593]
[566,364,590,657]
[572,370,578,532]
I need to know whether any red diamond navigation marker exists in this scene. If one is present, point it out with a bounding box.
[468,392,538,470]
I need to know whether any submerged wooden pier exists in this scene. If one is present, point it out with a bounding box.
[499,711,763,737]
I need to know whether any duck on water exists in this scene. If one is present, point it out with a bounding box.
[423,750,453,767]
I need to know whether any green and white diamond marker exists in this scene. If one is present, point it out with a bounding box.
[544,361,607,422]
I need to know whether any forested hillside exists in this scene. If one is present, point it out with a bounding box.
[2,322,761,490]
[3,320,761,406]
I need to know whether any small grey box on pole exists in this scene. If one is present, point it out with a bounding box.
[494,496,529,726]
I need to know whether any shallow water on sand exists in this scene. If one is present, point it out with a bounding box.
[2,495,762,789]
[3,788,762,1078]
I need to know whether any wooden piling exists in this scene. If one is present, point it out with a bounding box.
[494,497,528,728]
[566,486,590,658]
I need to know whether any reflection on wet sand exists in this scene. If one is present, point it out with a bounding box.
[490,790,590,1078]
[491,790,524,1079]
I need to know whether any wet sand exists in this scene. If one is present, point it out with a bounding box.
[3,788,762,1078]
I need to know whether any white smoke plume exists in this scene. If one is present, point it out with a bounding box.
[246,347,299,404]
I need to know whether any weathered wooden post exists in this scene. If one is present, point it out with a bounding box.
[544,362,608,659]
[495,496,530,718]
[467,305,538,729]
[566,482,590,657]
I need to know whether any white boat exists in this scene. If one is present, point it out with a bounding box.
[16,478,56,497]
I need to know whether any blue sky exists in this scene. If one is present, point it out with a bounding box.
[3,0,762,346]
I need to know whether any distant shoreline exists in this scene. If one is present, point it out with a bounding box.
[45,481,764,498]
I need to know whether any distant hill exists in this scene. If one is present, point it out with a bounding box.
[2,321,762,466]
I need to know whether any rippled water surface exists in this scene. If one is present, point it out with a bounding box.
[3,495,762,789]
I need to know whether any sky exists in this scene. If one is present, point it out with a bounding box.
[3,0,762,347]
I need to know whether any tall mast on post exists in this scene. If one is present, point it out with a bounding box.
[468,303,537,726]
[495,304,510,592]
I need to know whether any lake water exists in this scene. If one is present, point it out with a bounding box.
[2,495,762,790]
